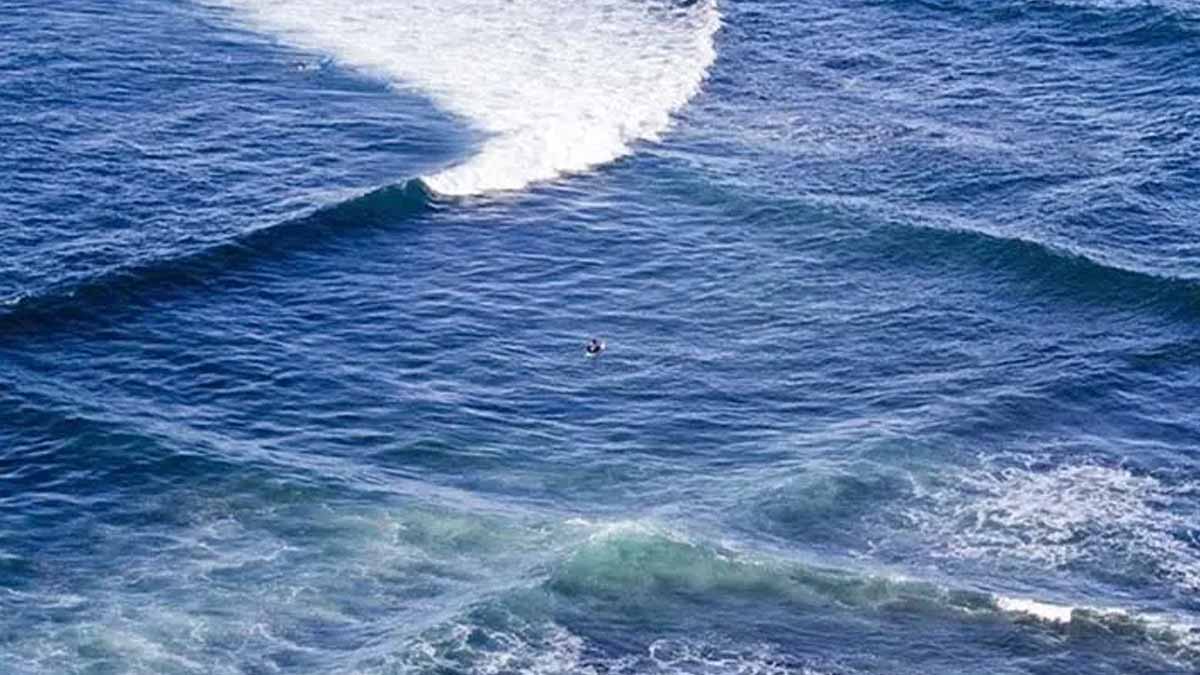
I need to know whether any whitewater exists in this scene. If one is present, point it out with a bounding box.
[207,0,720,195]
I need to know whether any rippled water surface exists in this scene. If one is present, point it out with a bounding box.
[2,1,1199,673]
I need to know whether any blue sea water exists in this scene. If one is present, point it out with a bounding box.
[2,0,1199,673]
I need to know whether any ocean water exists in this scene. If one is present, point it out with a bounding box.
[2,0,1199,673]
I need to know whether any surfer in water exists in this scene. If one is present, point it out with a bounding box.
[585,338,606,357]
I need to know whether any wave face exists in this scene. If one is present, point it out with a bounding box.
[0,182,434,335]
[208,0,720,195]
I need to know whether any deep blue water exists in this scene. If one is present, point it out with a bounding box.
[2,1,1199,673]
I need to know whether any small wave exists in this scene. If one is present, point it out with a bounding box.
[549,517,1200,663]
[994,594,1200,660]
[907,0,1200,43]
[877,217,1200,320]
[206,0,721,195]
[1040,0,1200,47]
[0,181,434,336]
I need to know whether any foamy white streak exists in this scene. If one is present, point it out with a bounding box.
[206,0,720,195]
[993,594,1200,657]
[995,596,1079,624]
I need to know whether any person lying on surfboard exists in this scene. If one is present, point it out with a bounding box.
[585,338,605,357]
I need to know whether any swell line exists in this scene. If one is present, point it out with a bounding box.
[878,217,1200,320]
[0,180,436,337]
[909,0,1200,46]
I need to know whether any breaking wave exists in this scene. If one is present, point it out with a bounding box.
[207,0,720,195]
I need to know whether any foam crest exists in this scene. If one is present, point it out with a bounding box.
[207,0,720,195]
[565,516,698,545]
[993,594,1200,661]
[994,596,1078,624]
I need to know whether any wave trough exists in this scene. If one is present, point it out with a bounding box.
[207,0,720,195]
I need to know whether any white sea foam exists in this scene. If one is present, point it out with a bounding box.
[0,497,559,675]
[903,458,1200,592]
[206,0,720,195]
[994,595,1085,624]
[399,618,591,675]
[992,593,1200,662]
[565,516,696,545]
[644,639,835,675]
[402,619,835,675]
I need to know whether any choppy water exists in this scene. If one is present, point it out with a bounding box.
[2,1,1199,673]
